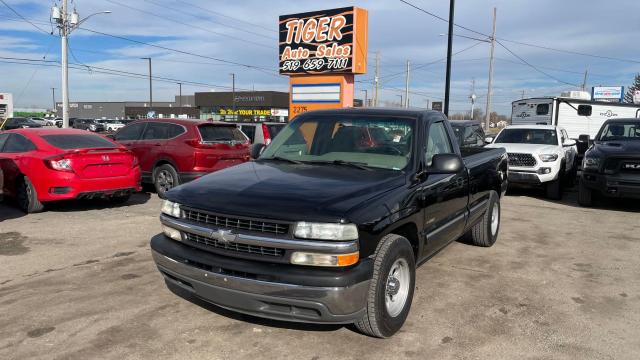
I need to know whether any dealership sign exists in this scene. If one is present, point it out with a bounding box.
[279,7,368,75]
[592,86,624,102]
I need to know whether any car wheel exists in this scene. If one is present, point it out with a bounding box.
[153,164,180,199]
[355,234,415,338]
[466,190,500,247]
[578,178,593,207]
[545,176,562,200]
[16,176,44,213]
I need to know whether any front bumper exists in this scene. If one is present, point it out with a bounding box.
[581,171,640,199]
[150,234,371,324]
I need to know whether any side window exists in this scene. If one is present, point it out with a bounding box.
[240,125,256,142]
[115,123,146,141]
[167,123,185,138]
[2,134,37,153]
[536,104,549,115]
[425,122,453,166]
[0,133,9,150]
[142,122,170,140]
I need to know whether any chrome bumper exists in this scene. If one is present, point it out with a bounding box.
[152,249,370,323]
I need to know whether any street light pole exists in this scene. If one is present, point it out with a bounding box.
[141,57,152,112]
[51,87,56,113]
[178,82,182,107]
[443,0,455,116]
[484,7,497,131]
[230,73,236,121]
[361,89,368,107]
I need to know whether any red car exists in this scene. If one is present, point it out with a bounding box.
[0,128,141,213]
[113,119,250,197]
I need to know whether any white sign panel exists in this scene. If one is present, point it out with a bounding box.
[291,83,341,104]
[271,108,289,117]
[592,86,624,102]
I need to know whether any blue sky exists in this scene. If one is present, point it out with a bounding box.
[1,0,638,115]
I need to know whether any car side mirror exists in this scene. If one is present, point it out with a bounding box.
[563,139,576,147]
[578,134,590,143]
[429,153,463,174]
[577,105,592,116]
[105,134,115,140]
[484,136,494,144]
[250,143,266,159]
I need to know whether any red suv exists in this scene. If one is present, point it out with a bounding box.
[113,119,250,197]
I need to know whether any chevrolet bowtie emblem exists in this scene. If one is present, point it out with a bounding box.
[211,229,237,243]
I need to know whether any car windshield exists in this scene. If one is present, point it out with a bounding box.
[494,128,558,145]
[598,122,640,141]
[41,134,117,149]
[259,115,415,171]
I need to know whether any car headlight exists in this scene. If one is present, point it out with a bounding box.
[583,157,600,170]
[290,251,359,267]
[539,154,558,162]
[293,222,358,241]
[161,200,181,218]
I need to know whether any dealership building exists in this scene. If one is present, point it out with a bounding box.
[55,95,198,119]
[195,91,290,122]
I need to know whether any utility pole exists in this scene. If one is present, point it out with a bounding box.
[51,87,56,113]
[230,73,236,121]
[521,89,525,99]
[469,78,476,119]
[582,69,589,90]
[373,51,380,107]
[178,82,182,107]
[404,60,410,108]
[361,89,368,107]
[484,7,497,131]
[397,94,403,107]
[443,0,455,116]
[141,57,152,112]
[51,3,110,128]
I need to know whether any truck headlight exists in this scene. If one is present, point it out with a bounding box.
[293,222,358,241]
[290,251,359,267]
[161,200,181,218]
[539,154,558,162]
[583,157,600,170]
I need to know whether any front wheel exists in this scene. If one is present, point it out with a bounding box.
[578,179,593,207]
[153,164,180,199]
[545,177,562,200]
[355,234,416,338]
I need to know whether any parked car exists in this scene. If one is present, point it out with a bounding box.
[28,117,48,126]
[113,119,250,198]
[486,125,577,199]
[103,119,127,132]
[151,108,508,338]
[0,128,141,213]
[72,118,105,132]
[237,122,286,145]
[578,118,640,206]
[1,117,43,130]
[45,118,60,126]
[450,120,487,148]
[0,166,3,201]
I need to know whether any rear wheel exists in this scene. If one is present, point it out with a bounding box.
[467,190,500,247]
[153,164,179,199]
[16,176,44,213]
[355,234,416,338]
[578,179,593,207]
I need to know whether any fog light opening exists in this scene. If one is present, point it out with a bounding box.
[162,225,182,241]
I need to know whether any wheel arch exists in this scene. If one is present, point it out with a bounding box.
[385,222,420,260]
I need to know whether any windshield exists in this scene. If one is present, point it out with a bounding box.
[598,122,640,141]
[494,128,558,145]
[260,115,415,170]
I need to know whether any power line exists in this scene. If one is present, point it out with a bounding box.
[174,0,277,33]
[398,0,489,38]
[0,0,53,34]
[105,0,272,49]
[496,40,578,87]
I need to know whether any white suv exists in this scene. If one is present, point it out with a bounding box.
[486,125,578,199]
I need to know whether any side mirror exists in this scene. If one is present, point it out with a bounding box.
[429,153,463,174]
[578,134,590,143]
[563,139,576,147]
[105,134,115,140]
[577,105,592,116]
[484,136,494,144]
[250,143,266,159]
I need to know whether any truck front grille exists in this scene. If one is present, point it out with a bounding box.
[182,208,290,236]
[508,153,537,167]
[185,233,285,257]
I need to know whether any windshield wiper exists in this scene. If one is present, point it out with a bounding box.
[305,159,372,170]
[260,156,303,164]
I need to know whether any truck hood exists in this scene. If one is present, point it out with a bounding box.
[589,141,640,156]
[486,143,559,154]
[167,161,406,223]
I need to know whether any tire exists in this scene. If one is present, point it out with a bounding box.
[110,193,131,204]
[545,176,562,200]
[566,161,578,187]
[16,176,44,213]
[153,164,180,199]
[468,190,500,247]
[578,178,593,207]
[354,234,416,338]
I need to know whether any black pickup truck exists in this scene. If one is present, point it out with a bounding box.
[579,118,640,206]
[151,108,508,338]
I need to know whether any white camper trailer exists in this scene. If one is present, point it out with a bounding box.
[511,94,640,140]
[0,93,13,120]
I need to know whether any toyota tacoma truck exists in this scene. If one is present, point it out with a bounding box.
[486,124,577,199]
[151,108,508,338]
[578,118,640,206]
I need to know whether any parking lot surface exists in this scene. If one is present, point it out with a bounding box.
[1,189,639,360]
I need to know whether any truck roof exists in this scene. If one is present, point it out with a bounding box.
[300,107,440,118]
[504,124,557,130]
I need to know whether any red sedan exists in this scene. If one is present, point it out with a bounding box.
[0,128,141,213]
